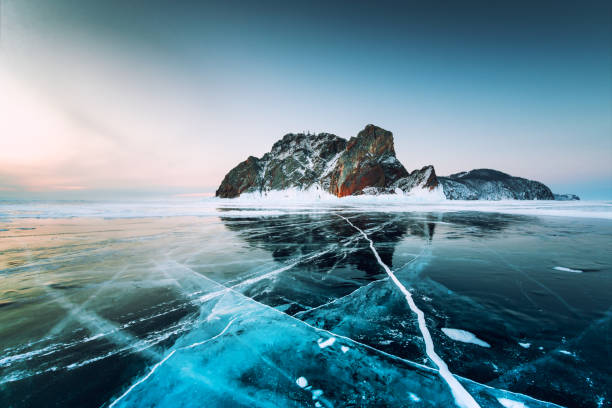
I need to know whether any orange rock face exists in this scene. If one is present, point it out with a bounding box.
[335,165,386,197]
[328,124,408,197]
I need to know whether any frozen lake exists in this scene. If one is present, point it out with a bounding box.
[0,199,610,407]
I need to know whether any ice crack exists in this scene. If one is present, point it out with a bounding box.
[108,350,176,408]
[108,318,237,407]
[336,214,481,408]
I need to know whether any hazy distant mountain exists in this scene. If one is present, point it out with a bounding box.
[216,125,577,201]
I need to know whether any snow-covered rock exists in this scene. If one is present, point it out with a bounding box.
[438,169,555,200]
[216,124,437,198]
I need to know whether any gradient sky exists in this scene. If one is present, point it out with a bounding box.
[1,0,611,199]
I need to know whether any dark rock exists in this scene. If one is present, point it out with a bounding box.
[215,156,261,198]
[553,194,580,201]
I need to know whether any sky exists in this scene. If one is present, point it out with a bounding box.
[0,0,611,199]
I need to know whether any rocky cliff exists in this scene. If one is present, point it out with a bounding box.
[327,125,407,197]
[216,124,439,198]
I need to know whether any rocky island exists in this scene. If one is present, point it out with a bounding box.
[438,169,554,200]
[216,124,578,200]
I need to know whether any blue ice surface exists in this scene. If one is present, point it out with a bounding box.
[3,200,610,407]
[107,285,561,408]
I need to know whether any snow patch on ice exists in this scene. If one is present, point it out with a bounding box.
[317,337,336,349]
[296,376,308,388]
[552,266,582,273]
[340,346,349,353]
[409,392,422,402]
[441,328,491,348]
[497,397,528,408]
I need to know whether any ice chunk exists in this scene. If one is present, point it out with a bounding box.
[409,392,422,402]
[317,337,336,349]
[519,343,531,349]
[552,266,582,273]
[441,328,490,348]
[296,377,308,388]
[497,397,528,408]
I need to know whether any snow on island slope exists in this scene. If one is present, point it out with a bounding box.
[238,183,446,202]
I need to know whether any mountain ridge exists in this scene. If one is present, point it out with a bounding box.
[216,125,578,200]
